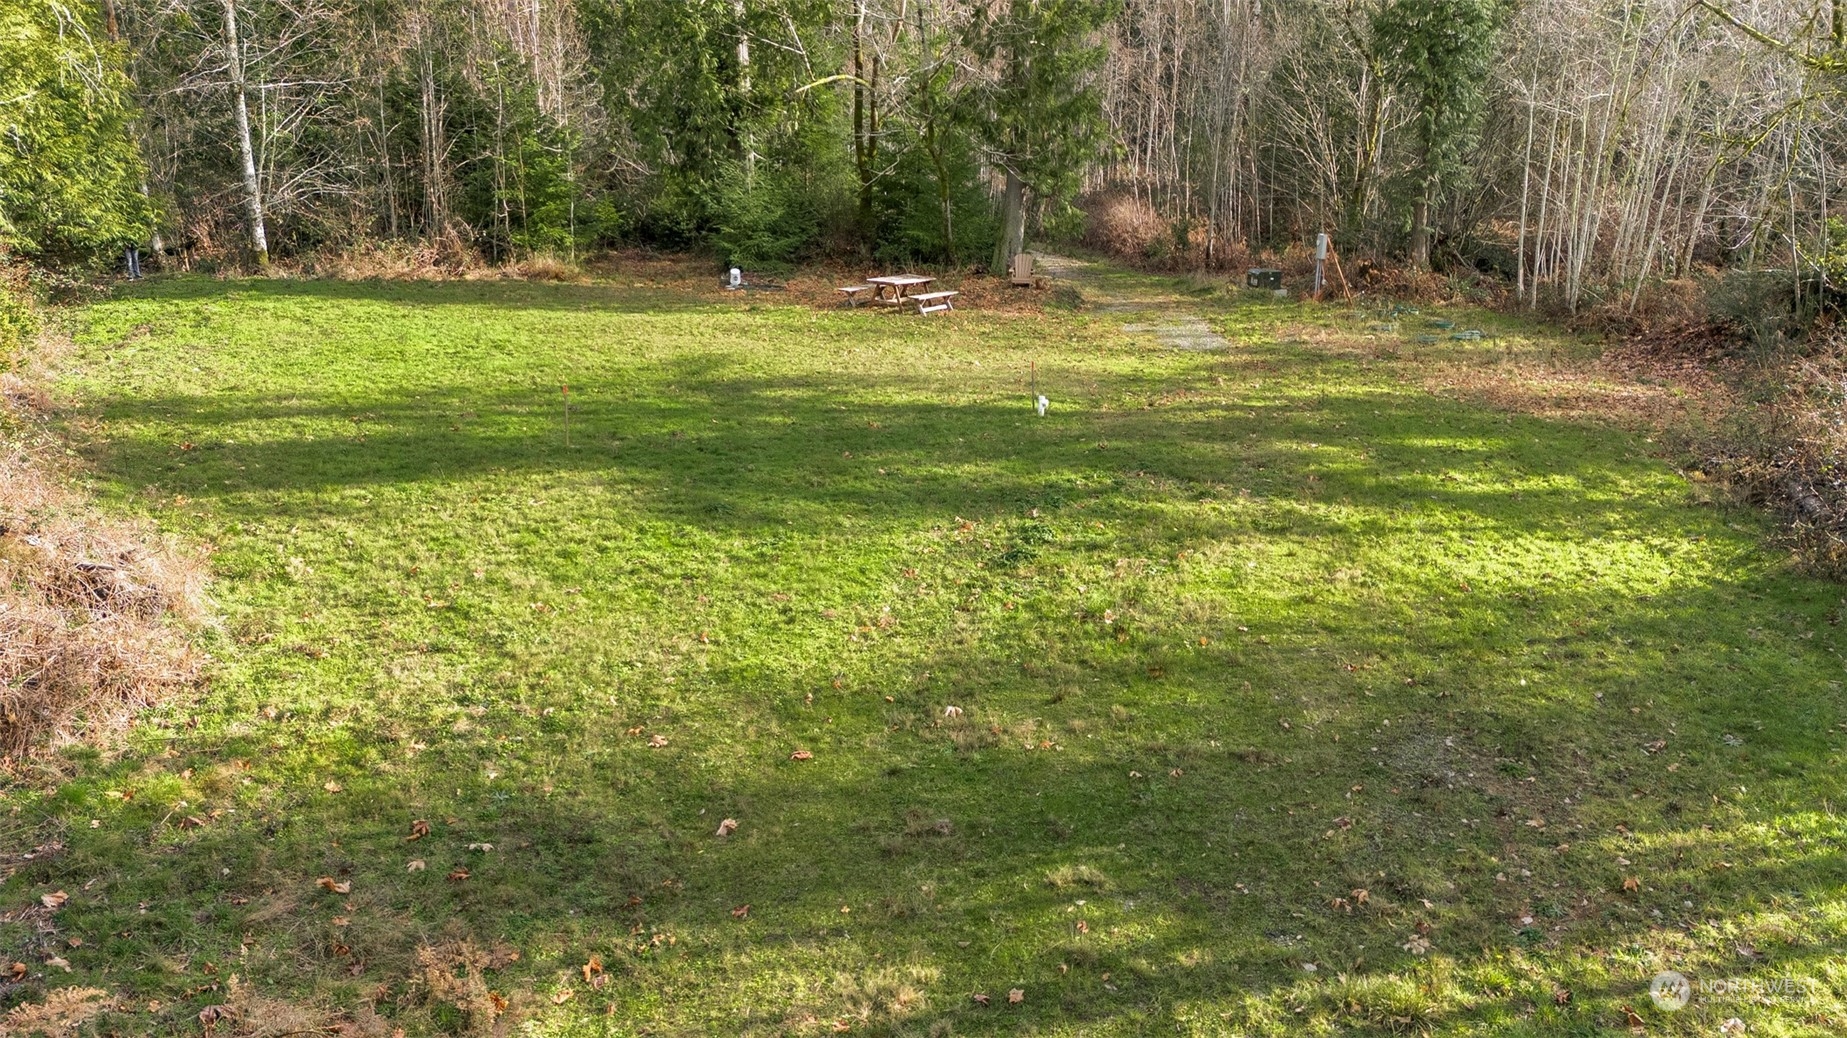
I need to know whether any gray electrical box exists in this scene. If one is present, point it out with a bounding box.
[1246,268,1283,290]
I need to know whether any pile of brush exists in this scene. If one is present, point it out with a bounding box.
[0,376,204,764]
[1692,324,1847,575]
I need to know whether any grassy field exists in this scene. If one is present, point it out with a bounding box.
[4,263,1846,1036]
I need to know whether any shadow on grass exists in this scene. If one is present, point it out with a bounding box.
[80,347,1701,544]
[118,272,733,315]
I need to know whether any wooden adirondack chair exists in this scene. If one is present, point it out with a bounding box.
[1010,253,1035,287]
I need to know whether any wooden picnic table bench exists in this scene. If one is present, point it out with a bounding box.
[837,284,874,307]
[910,290,958,315]
[865,274,935,305]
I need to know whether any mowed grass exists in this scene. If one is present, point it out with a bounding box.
[4,268,1847,1036]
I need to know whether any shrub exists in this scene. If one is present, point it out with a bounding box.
[711,159,854,270]
[1080,191,1163,260]
[869,127,998,267]
[1,267,40,358]
[1705,269,1806,355]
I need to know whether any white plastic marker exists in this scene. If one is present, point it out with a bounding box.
[729,267,742,290]
[1036,395,1048,417]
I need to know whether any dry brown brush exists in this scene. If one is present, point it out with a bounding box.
[1,327,205,763]
[1696,323,1847,574]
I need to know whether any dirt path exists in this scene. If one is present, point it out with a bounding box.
[1033,252,1228,351]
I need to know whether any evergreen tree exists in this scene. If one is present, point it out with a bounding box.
[1373,0,1500,269]
[965,0,1117,273]
[0,1,151,261]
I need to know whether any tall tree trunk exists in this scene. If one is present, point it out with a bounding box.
[916,2,953,264]
[141,179,163,254]
[1410,172,1431,270]
[378,83,399,238]
[221,0,268,265]
[993,168,1025,274]
[853,1,872,242]
[734,0,754,181]
[925,119,955,265]
[419,43,448,234]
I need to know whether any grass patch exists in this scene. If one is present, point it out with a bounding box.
[2,267,1845,1035]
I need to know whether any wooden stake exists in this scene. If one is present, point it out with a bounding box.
[562,383,570,448]
[1328,245,1354,303]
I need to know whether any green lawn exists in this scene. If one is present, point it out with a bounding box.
[5,269,1847,1036]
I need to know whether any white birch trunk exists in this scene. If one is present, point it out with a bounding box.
[221,0,269,266]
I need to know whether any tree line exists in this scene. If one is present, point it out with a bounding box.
[2,0,1843,312]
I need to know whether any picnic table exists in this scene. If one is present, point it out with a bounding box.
[837,274,958,314]
[865,274,935,304]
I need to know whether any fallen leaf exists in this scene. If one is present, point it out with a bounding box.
[582,955,603,982]
[447,867,470,882]
[1076,919,1089,933]
[627,725,645,736]
[199,1005,231,1028]
[648,733,669,748]
[40,891,68,910]
[832,1022,851,1034]
[316,877,352,894]
[468,842,494,852]
[970,993,991,1005]
[551,988,575,1005]
[323,781,343,794]
[790,749,814,761]
[332,916,350,926]
[407,819,431,841]
[45,957,70,971]
[407,860,426,872]
[1553,987,1572,1006]
[943,705,964,718]
[1007,988,1024,1004]
[6,962,24,981]
[1351,888,1370,906]
[1621,1004,1644,1027]
[488,992,508,1012]
[715,818,738,837]
[731,904,750,918]
[1621,876,1641,892]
